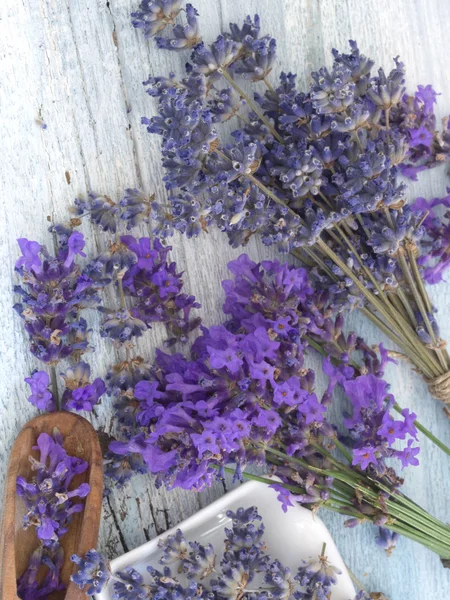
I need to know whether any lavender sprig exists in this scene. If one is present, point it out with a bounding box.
[16,431,91,599]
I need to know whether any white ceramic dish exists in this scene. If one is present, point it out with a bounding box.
[96,480,355,599]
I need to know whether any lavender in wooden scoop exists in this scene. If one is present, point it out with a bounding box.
[0,412,103,600]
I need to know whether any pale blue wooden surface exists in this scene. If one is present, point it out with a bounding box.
[1,1,450,598]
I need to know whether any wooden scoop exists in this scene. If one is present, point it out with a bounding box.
[0,412,103,600]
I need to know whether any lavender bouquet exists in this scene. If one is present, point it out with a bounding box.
[134,2,450,408]
[70,506,375,599]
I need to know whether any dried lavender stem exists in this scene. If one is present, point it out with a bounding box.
[407,247,450,367]
[360,307,434,378]
[397,248,447,371]
[318,239,440,377]
[264,77,275,92]
[50,366,61,411]
[387,291,411,322]
[395,286,418,325]
[334,238,436,371]
[117,276,126,309]
[220,68,284,143]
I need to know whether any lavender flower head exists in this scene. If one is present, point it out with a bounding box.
[16,430,91,599]
[24,371,55,411]
[14,233,100,365]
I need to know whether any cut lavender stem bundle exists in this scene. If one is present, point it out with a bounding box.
[137,2,450,409]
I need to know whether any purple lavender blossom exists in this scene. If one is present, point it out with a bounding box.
[16,238,42,272]
[343,374,419,475]
[16,431,90,599]
[24,371,55,411]
[71,549,111,595]
[61,361,106,412]
[14,234,100,365]
[412,192,450,284]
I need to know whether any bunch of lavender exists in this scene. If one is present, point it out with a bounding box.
[16,430,90,600]
[103,253,450,562]
[71,505,374,599]
[136,3,450,408]
[14,190,201,417]
[68,190,201,347]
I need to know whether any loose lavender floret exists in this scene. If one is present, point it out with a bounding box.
[295,549,341,600]
[61,361,106,411]
[24,370,55,411]
[16,431,90,599]
[71,549,111,595]
[131,0,184,39]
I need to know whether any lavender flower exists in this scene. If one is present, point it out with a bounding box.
[16,431,90,599]
[131,0,183,39]
[71,549,111,595]
[24,371,55,411]
[375,527,399,556]
[61,361,106,411]
[14,233,100,365]
[101,251,450,561]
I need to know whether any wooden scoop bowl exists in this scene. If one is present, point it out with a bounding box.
[0,412,103,600]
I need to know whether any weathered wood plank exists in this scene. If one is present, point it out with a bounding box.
[1,0,449,597]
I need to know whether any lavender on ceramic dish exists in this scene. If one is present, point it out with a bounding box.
[138,3,450,409]
[16,430,90,599]
[71,505,372,599]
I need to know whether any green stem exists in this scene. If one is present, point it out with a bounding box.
[266,446,450,547]
[334,439,353,463]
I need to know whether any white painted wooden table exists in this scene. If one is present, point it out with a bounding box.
[1,1,450,597]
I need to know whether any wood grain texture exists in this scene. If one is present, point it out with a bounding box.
[0,0,449,597]
[0,412,103,600]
